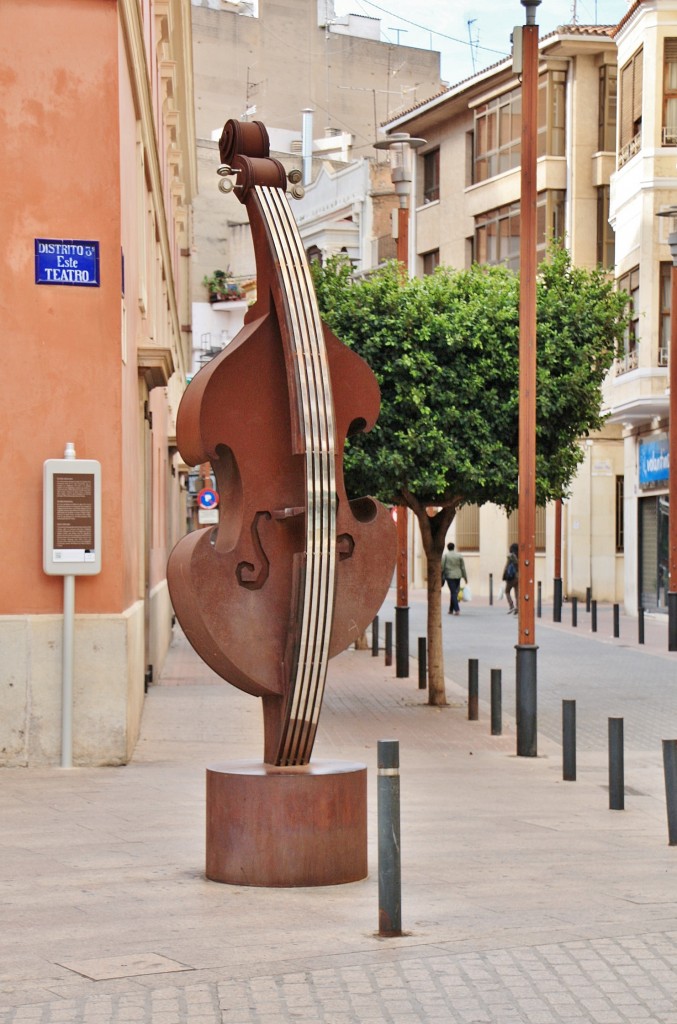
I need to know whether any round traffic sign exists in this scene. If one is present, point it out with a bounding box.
[197,487,219,509]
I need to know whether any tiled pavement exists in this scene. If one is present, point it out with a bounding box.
[3,592,677,1022]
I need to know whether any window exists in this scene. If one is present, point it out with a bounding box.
[598,64,617,152]
[615,475,625,553]
[619,46,643,164]
[537,70,566,158]
[422,149,440,203]
[616,266,639,373]
[474,84,522,182]
[473,72,566,184]
[507,508,546,552]
[422,249,440,275]
[660,262,671,365]
[664,39,677,144]
[455,504,479,551]
[475,191,564,271]
[596,186,615,269]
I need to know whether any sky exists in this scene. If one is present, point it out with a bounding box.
[333,0,632,85]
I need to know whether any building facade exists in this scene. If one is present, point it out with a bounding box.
[189,0,443,375]
[383,24,628,604]
[609,0,677,614]
[0,0,196,765]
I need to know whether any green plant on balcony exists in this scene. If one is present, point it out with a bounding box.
[202,268,245,303]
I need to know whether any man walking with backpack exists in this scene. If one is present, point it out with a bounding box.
[503,543,519,615]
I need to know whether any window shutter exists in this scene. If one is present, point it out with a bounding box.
[633,47,643,126]
[620,60,633,148]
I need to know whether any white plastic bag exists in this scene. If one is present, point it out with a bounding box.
[462,584,472,602]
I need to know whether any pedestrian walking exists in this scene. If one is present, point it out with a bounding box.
[441,542,468,616]
[502,542,519,614]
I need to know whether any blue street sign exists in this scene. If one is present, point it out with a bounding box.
[198,488,219,509]
[35,239,100,287]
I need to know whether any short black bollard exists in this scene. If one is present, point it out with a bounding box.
[585,586,591,613]
[417,637,427,690]
[468,658,479,721]
[377,739,402,936]
[571,596,578,628]
[662,740,677,845]
[490,668,502,736]
[553,578,563,623]
[562,700,576,781]
[372,615,379,656]
[608,717,625,810]
[385,621,392,668]
[395,606,409,678]
[489,572,493,606]
[613,603,620,639]
[537,581,542,618]
[591,599,597,633]
[638,607,645,645]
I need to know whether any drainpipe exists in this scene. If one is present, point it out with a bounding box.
[302,108,314,185]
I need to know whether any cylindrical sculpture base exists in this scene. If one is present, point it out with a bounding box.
[206,759,367,887]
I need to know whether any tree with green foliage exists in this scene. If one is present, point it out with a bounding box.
[312,249,628,704]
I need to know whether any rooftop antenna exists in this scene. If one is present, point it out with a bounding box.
[467,19,479,74]
[570,0,578,23]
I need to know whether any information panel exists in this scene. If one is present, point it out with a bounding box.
[43,458,101,575]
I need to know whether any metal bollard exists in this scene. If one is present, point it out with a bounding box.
[489,572,493,606]
[591,599,597,633]
[613,603,620,639]
[395,606,409,678]
[537,581,542,619]
[571,596,578,628]
[585,586,591,613]
[608,717,625,810]
[638,607,645,645]
[468,658,479,721]
[490,668,502,736]
[562,700,576,781]
[372,615,379,656]
[662,740,677,845]
[378,739,402,936]
[553,578,563,623]
[385,621,392,668]
[417,637,427,690]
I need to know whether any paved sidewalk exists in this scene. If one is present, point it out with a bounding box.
[3,600,677,1023]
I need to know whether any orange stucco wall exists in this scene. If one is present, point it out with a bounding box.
[0,0,127,615]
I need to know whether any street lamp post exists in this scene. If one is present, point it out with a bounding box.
[515,0,540,756]
[375,132,425,677]
[658,208,677,651]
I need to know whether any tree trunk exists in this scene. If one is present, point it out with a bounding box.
[402,490,457,707]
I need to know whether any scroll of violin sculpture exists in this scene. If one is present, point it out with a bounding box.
[167,120,396,768]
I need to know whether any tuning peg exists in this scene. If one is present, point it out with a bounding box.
[288,184,305,200]
[217,164,233,176]
[218,177,234,194]
[287,168,302,185]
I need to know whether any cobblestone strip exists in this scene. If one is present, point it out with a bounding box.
[4,933,677,1023]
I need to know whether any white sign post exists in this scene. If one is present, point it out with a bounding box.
[43,443,101,767]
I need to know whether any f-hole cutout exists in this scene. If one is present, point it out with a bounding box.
[212,444,243,553]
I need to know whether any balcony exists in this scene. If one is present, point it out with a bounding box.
[662,126,677,146]
[618,132,641,167]
[614,348,639,376]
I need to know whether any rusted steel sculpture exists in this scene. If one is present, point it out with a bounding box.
[167,120,395,770]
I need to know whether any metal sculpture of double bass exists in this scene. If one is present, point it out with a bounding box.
[168,119,395,770]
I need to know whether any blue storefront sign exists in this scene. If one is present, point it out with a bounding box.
[639,436,669,487]
[35,239,100,287]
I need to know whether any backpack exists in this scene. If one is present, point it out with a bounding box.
[505,559,516,582]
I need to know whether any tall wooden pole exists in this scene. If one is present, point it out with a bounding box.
[516,5,539,756]
[553,497,563,621]
[669,248,677,649]
[395,204,410,675]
